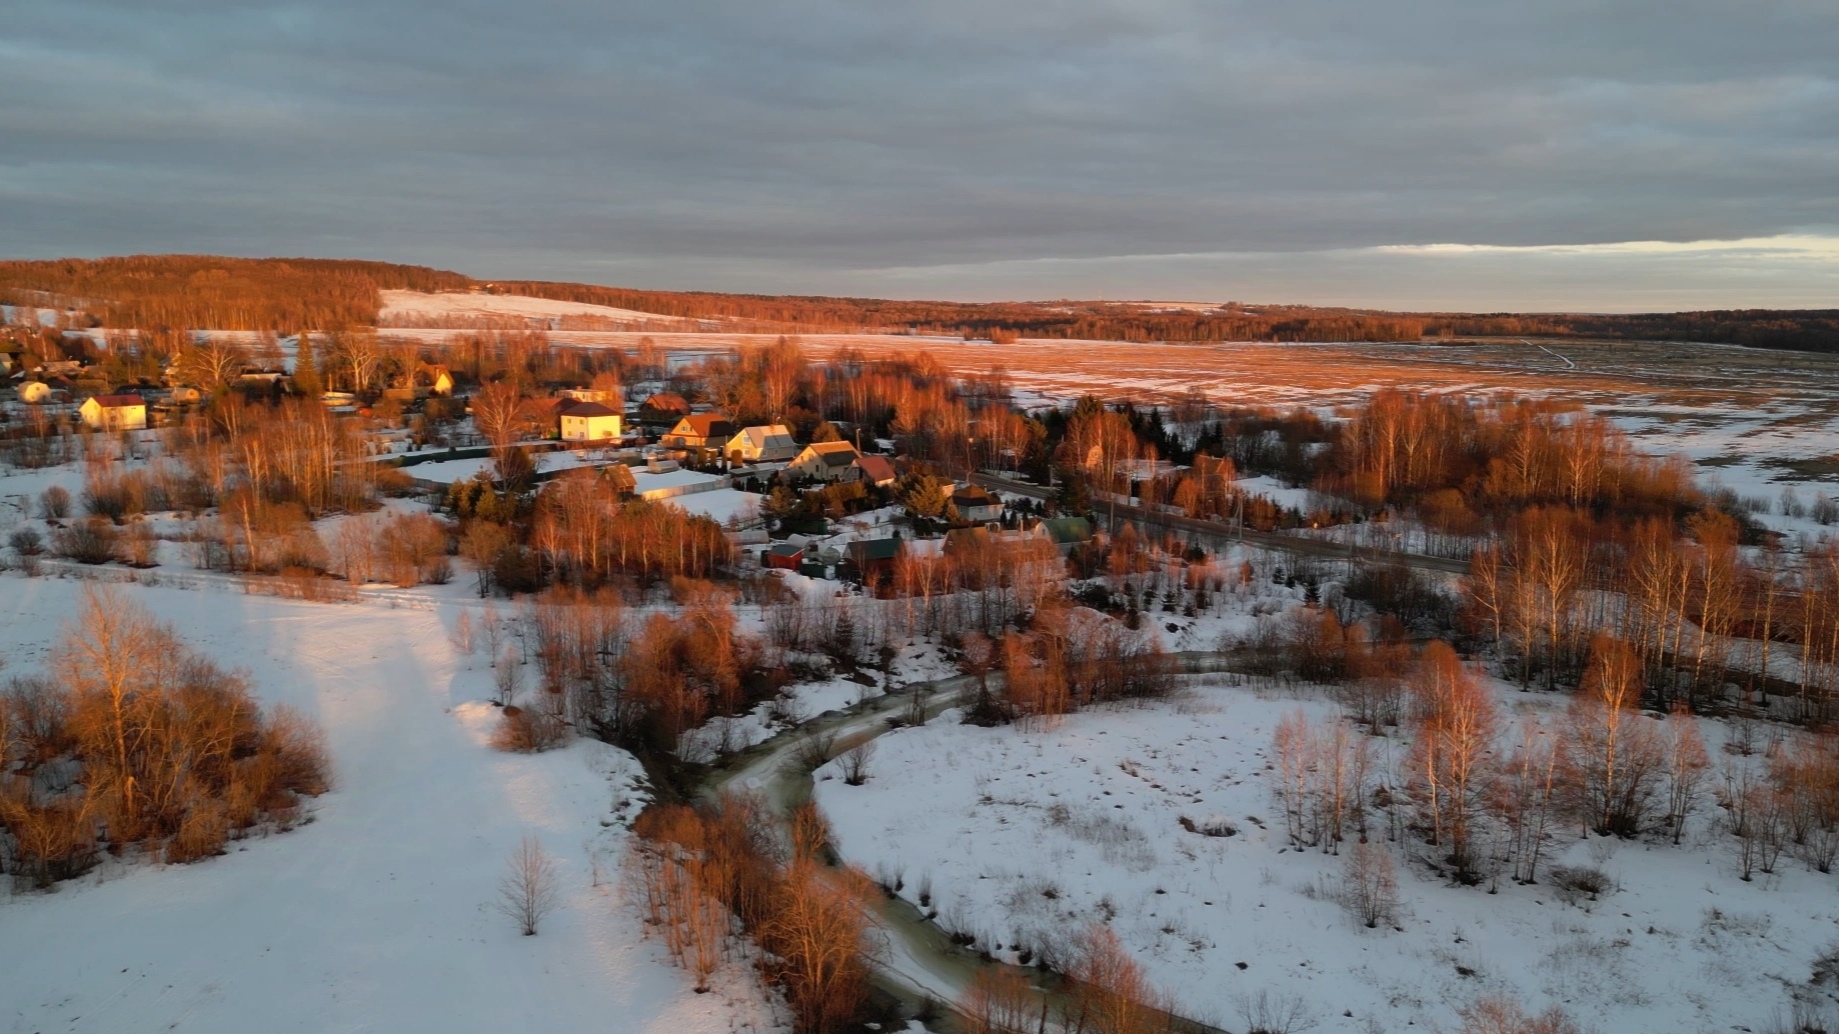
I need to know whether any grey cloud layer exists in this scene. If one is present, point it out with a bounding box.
[2,0,1836,305]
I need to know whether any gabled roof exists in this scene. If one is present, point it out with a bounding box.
[641,392,690,413]
[738,424,796,447]
[671,413,736,438]
[87,393,146,408]
[562,401,619,418]
[853,455,896,483]
[767,542,805,558]
[951,485,1000,507]
[846,538,903,562]
[801,440,861,467]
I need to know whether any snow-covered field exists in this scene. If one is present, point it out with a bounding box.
[0,577,778,1034]
[379,290,695,327]
[815,679,1839,1034]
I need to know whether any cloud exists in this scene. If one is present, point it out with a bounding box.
[2,0,1836,308]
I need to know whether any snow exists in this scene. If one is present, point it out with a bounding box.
[630,468,727,497]
[1234,475,1316,513]
[669,488,762,525]
[402,450,602,486]
[379,290,690,326]
[815,677,1839,1034]
[0,577,780,1034]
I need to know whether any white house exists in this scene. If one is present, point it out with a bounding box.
[951,484,1004,522]
[787,440,862,482]
[79,393,148,431]
[728,424,799,464]
[559,401,623,442]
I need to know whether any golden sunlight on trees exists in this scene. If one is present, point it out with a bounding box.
[0,587,328,886]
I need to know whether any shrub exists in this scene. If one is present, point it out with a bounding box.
[82,481,132,520]
[1339,840,1400,929]
[38,485,70,519]
[8,526,44,556]
[492,705,567,753]
[52,518,119,564]
[0,589,331,890]
[1548,864,1614,904]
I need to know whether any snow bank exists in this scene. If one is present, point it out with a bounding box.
[0,577,778,1034]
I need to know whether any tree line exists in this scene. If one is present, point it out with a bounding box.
[0,255,467,333]
[12,254,1834,352]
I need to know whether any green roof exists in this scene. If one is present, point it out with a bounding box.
[846,538,903,562]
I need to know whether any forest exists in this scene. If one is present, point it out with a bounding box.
[5,254,1839,352]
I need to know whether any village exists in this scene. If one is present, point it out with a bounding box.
[0,319,1105,596]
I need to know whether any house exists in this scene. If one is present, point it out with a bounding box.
[662,413,737,451]
[728,424,799,464]
[764,542,805,571]
[557,386,616,405]
[1040,516,1094,554]
[79,393,148,431]
[843,537,903,585]
[560,402,623,442]
[415,365,455,396]
[951,484,1004,523]
[170,385,204,405]
[853,454,897,488]
[637,392,692,425]
[787,440,862,482]
[17,381,52,404]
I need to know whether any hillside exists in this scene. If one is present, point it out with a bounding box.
[3,254,1838,353]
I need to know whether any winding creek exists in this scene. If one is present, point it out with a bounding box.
[689,655,1247,1032]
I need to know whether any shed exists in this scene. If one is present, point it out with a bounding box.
[765,542,806,570]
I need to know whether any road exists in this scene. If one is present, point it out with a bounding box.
[969,472,1471,576]
[697,657,1240,1033]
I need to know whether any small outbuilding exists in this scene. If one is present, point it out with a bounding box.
[764,542,806,571]
[843,537,903,586]
[853,454,897,488]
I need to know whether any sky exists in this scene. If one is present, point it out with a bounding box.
[2,0,1837,311]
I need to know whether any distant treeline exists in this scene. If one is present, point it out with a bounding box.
[0,255,467,332]
[1422,310,1839,354]
[4,254,1838,353]
[487,281,1431,342]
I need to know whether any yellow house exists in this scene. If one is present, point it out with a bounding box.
[79,393,148,431]
[787,440,862,482]
[560,401,622,442]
